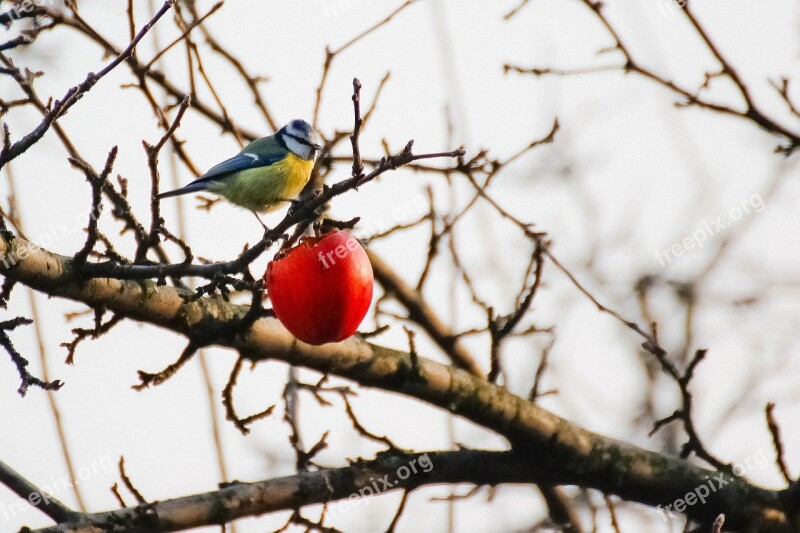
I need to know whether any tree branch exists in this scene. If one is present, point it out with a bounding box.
[0,459,78,523]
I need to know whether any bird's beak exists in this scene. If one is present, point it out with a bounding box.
[312,143,322,151]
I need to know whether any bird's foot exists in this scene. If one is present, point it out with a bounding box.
[286,198,304,216]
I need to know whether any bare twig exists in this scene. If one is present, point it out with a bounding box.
[765,402,792,484]
[0,317,63,396]
[312,0,417,127]
[222,356,275,435]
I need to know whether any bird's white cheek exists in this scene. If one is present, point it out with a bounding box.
[284,136,306,158]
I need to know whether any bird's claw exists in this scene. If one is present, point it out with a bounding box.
[287,198,304,216]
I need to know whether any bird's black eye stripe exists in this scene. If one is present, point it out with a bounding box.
[286,132,314,148]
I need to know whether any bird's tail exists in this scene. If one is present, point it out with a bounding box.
[157,181,208,199]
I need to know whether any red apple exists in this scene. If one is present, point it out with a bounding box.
[264,230,374,345]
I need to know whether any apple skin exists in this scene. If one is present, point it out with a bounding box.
[265,231,374,345]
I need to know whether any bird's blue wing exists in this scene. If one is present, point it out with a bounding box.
[196,136,288,182]
[156,136,290,199]
[159,136,289,198]
[197,151,282,183]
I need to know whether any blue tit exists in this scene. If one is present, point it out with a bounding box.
[158,119,322,228]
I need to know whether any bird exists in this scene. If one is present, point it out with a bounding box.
[158,119,322,229]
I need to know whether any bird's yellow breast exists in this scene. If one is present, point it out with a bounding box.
[208,153,314,213]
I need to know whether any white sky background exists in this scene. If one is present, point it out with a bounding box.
[1,0,800,531]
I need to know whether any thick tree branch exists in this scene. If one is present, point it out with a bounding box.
[25,448,792,533]
[18,449,632,533]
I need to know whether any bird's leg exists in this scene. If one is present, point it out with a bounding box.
[251,210,269,233]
